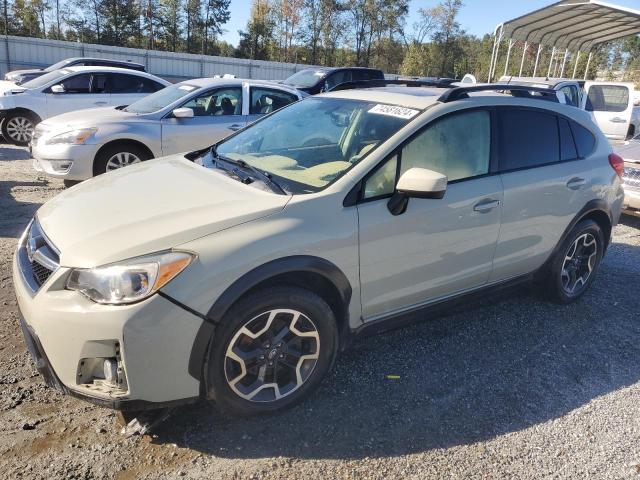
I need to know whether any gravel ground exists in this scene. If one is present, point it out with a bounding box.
[1,144,640,479]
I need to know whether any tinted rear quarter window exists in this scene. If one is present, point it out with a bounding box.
[498,109,559,170]
[558,117,578,161]
[569,121,596,158]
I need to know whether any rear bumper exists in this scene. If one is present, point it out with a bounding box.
[623,188,640,215]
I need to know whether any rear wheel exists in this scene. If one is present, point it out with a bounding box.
[2,112,38,145]
[94,144,151,176]
[207,286,338,416]
[544,219,604,304]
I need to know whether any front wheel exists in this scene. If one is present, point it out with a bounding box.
[93,144,152,176]
[544,219,604,304]
[207,286,339,416]
[2,112,38,145]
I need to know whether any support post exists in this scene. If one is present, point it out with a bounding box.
[584,51,593,80]
[559,48,569,78]
[3,35,9,74]
[533,44,543,77]
[518,41,528,77]
[503,39,514,77]
[572,51,581,79]
[488,24,503,83]
[547,46,556,78]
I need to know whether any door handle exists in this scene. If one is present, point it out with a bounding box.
[610,117,627,123]
[94,101,108,106]
[566,177,586,190]
[228,124,243,131]
[473,199,500,213]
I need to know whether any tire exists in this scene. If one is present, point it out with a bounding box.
[63,179,81,188]
[93,143,152,176]
[2,111,38,146]
[207,286,339,417]
[544,219,605,304]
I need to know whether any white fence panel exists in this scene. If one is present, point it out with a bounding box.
[0,35,318,82]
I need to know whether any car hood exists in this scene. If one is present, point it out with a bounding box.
[36,155,291,267]
[613,138,640,163]
[0,80,26,95]
[7,68,41,76]
[40,107,137,130]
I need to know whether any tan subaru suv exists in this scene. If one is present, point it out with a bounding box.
[14,82,625,417]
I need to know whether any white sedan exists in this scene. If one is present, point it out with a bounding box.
[30,78,304,186]
[0,66,170,145]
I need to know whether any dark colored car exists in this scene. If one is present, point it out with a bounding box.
[5,58,146,85]
[282,67,385,95]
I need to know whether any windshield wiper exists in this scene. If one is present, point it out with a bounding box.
[212,149,288,195]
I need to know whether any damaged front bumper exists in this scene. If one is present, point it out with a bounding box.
[13,231,205,411]
[18,314,198,411]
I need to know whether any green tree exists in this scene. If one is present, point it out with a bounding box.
[202,0,230,55]
[237,0,274,60]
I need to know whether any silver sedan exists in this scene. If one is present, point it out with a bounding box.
[30,78,305,186]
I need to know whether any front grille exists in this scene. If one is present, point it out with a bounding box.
[623,165,640,191]
[17,219,60,292]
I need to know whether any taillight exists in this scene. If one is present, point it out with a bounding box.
[609,153,624,177]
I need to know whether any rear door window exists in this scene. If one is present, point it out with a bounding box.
[586,85,629,112]
[325,70,352,90]
[107,74,155,93]
[498,109,559,170]
[249,87,298,114]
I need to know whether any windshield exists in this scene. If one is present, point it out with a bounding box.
[44,59,74,72]
[283,69,328,88]
[215,97,416,193]
[21,69,71,89]
[124,83,197,114]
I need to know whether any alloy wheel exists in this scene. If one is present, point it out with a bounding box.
[6,117,33,144]
[224,308,320,402]
[561,233,598,295]
[105,152,142,171]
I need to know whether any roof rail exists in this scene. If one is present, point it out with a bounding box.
[438,84,560,103]
[329,79,455,92]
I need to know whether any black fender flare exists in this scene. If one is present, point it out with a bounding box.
[187,255,352,382]
[539,198,614,276]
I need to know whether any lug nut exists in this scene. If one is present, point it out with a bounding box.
[279,354,284,358]
[268,361,273,366]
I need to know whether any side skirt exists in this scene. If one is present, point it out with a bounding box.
[348,273,534,343]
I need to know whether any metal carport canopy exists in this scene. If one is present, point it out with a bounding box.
[488,0,640,81]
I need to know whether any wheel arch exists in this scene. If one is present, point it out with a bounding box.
[187,255,353,385]
[539,199,613,279]
[93,139,155,175]
[3,107,41,122]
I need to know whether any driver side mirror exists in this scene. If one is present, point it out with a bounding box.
[387,168,448,216]
[172,107,194,119]
[51,84,65,94]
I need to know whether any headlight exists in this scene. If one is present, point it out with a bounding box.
[66,251,195,305]
[46,128,97,145]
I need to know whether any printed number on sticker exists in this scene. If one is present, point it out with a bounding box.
[368,104,419,119]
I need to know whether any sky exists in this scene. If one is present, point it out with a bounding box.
[219,0,640,48]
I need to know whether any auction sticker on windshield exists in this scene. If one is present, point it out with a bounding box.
[368,104,420,119]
